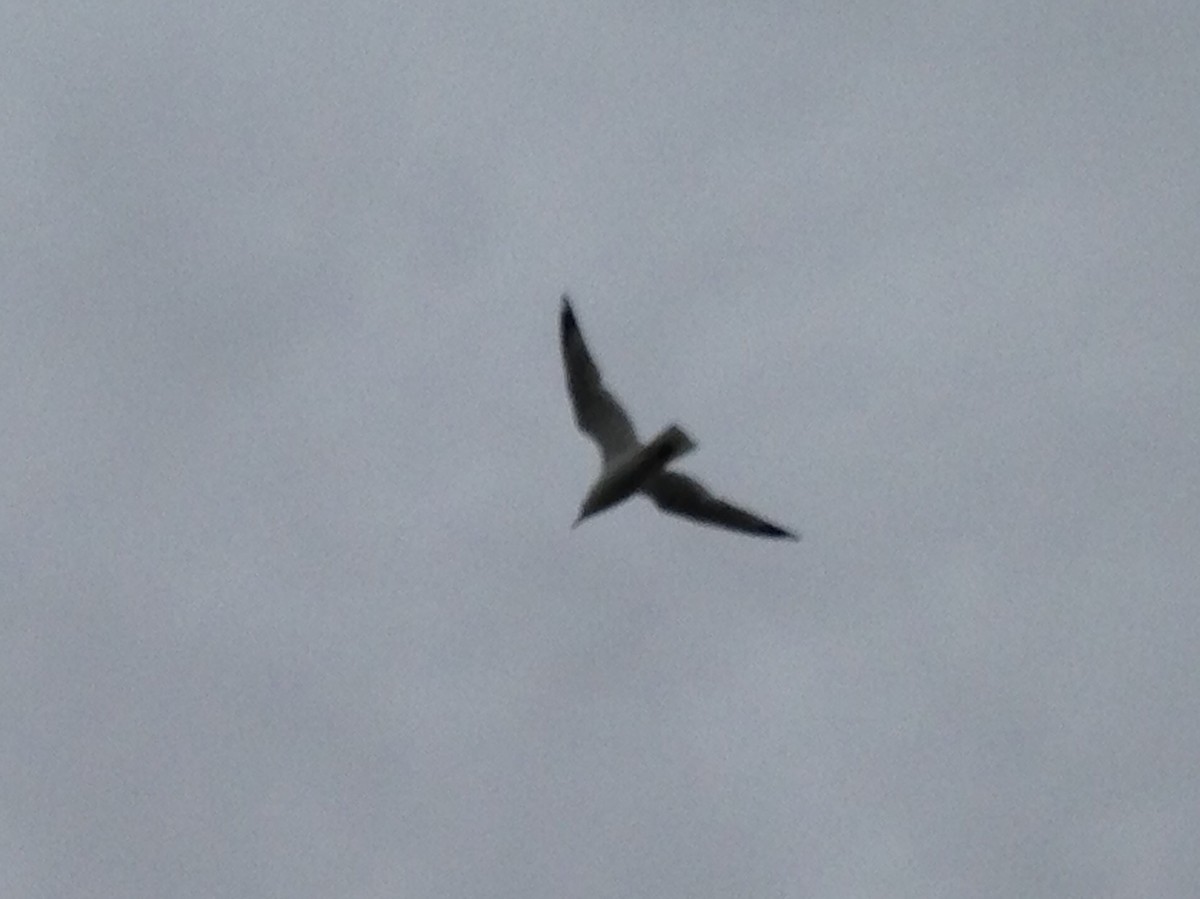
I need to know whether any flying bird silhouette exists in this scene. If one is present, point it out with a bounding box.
[560,295,798,540]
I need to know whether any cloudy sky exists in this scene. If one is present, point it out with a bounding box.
[4,2,1199,896]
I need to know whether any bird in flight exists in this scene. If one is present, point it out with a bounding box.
[560,295,798,540]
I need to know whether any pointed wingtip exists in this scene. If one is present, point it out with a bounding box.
[560,295,578,334]
[761,521,800,541]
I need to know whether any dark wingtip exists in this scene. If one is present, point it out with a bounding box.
[560,294,577,334]
[764,523,801,541]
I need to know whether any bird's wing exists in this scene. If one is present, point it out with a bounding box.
[560,295,640,463]
[641,470,799,540]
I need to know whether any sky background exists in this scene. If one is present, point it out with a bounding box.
[4,2,1199,896]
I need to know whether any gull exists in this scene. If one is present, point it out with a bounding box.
[560,295,799,540]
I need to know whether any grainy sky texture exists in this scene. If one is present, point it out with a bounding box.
[4,2,1199,897]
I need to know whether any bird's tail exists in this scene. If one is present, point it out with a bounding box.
[638,423,697,471]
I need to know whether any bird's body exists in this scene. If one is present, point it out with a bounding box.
[560,295,798,540]
[573,423,696,525]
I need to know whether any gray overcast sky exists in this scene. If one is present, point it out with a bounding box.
[4,2,1199,896]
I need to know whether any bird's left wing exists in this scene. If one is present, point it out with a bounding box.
[641,470,799,540]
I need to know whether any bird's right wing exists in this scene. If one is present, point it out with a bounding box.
[560,295,640,463]
[641,470,799,540]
